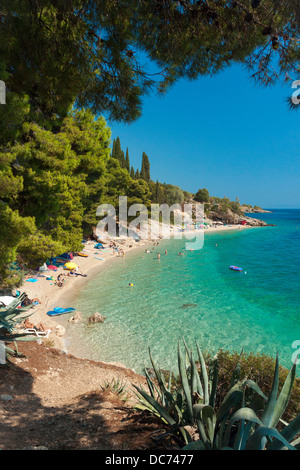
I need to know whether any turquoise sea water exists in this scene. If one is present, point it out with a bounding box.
[66,209,300,374]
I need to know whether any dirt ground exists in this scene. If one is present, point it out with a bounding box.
[0,342,175,451]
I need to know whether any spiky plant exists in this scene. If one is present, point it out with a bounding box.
[0,292,35,361]
[133,339,300,450]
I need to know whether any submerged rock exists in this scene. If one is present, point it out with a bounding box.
[55,325,66,337]
[88,312,106,324]
[180,303,197,309]
[68,311,82,324]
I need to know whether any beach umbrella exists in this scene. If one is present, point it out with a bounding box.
[58,252,73,260]
[64,262,78,270]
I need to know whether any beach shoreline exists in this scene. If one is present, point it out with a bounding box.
[14,223,252,362]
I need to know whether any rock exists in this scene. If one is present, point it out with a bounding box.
[68,311,82,324]
[23,446,48,450]
[55,325,66,337]
[180,303,197,309]
[0,394,13,401]
[88,312,106,324]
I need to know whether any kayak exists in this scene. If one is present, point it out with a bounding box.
[229,266,243,272]
[78,252,88,257]
[47,307,76,316]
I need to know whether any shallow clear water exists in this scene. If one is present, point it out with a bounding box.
[65,210,300,374]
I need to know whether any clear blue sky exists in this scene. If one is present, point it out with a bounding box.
[106,64,300,209]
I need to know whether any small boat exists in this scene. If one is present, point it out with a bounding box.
[229,266,243,272]
[77,252,88,257]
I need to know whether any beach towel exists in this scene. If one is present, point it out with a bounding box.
[47,265,58,271]
[26,278,38,282]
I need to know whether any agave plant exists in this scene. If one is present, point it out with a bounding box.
[0,292,35,360]
[133,339,225,444]
[134,339,300,450]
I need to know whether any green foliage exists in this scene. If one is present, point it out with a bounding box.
[163,184,185,206]
[17,234,65,270]
[134,340,300,450]
[194,188,210,203]
[0,203,36,286]
[1,1,299,122]
[101,378,128,403]
[0,108,158,284]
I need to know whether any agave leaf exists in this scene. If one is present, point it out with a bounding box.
[133,385,177,428]
[0,334,36,342]
[245,425,296,451]
[0,318,14,332]
[167,369,172,392]
[224,407,263,448]
[179,426,193,445]
[183,440,206,450]
[268,414,300,450]
[193,404,209,445]
[201,405,217,444]
[261,353,279,427]
[182,337,192,363]
[208,353,219,408]
[149,349,166,394]
[196,342,209,404]
[270,361,296,428]
[178,340,193,422]
[190,351,200,395]
[216,388,243,425]
[144,368,156,399]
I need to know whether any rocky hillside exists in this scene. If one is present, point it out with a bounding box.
[240,205,272,214]
[207,206,268,226]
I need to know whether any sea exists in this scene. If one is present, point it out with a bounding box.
[64,209,300,374]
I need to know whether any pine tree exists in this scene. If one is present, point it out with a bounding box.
[2,2,300,120]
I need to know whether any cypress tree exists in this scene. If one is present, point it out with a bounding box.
[111,138,116,159]
[135,169,140,179]
[114,136,122,163]
[120,150,126,168]
[130,166,135,179]
[125,148,130,172]
[141,152,150,182]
